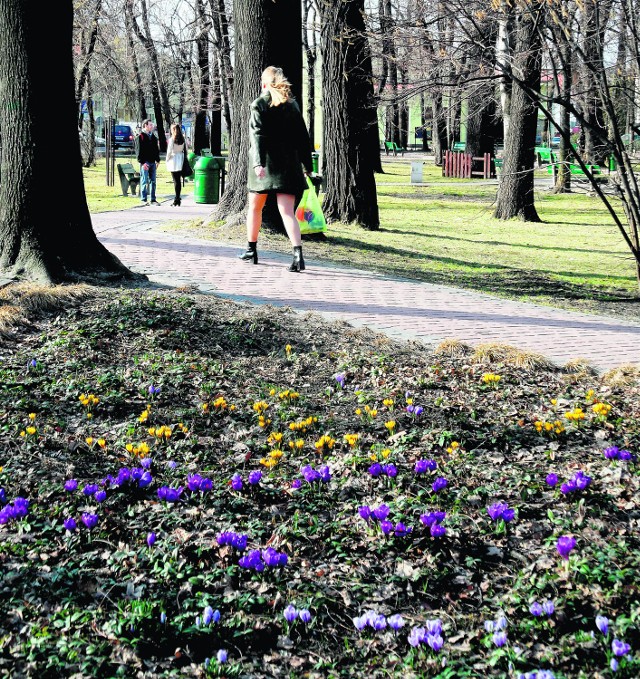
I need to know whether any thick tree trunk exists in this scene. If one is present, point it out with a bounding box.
[554,39,572,193]
[432,90,448,165]
[320,0,379,229]
[495,3,544,221]
[0,0,135,283]
[215,0,303,225]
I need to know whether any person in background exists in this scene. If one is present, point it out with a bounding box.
[239,65,313,272]
[166,123,187,207]
[136,119,160,205]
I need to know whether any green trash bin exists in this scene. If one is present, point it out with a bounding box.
[311,152,319,174]
[194,156,224,204]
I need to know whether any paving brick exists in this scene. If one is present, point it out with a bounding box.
[92,199,640,373]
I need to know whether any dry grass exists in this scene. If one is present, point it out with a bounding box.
[600,363,640,387]
[471,342,556,370]
[0,283,93,335]
[433,338,473,358]
[563,357,599,378]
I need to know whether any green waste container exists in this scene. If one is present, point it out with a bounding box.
[194,156,225,204]
[311,152,319,174]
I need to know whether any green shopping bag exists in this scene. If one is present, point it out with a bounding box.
[296,176,327,235]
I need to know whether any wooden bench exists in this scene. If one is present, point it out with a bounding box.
[442,151,495,179]
[384,141,406,156]
[116,163,140,197]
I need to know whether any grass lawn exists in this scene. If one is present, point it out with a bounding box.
[164,157,640,320]
[83,153,193,213]
[0,286,639,677]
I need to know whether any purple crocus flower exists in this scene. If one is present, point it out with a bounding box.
[604,446,619,460]
[148,384,161,395]
[421,511,446,527]
[157,486,182,502]
[432,477,448,493]
[425,619,442,635]
[94,490,107,503]
[368,463,382,477]
[394,522,412,536]
[385,464,398,478]
[203,606,218,626]
[231,474,243,491]
[83,483,99,496]
[138,471,153,488]
[545,473,558,487]
[199,478,213,492]
[415,459,437,474]
[373,504,390,521]
[291,478,302,489]
[140,457,153,469]
[427,634,444,652]
[612,639,631,657]
[388,614,404,630]
[414,406,424,417]
[319,466,331,483]
[353,615,366,631]
[610,658,619,672]
[81,512,99,529]
[335,373,345,388]
[619,449,634,461]
[131,468,143,482]
[542,600,555,616]
[63,517,77,532]
[487,502,514,522]
[372,615,387,631]
[216,649,228,663]
[495,616,508,630]
[556,535,576,560]
[358,506,372,521]
[596,615,610,635]
[530,602,543,617]
[430,523,446,537]
[493,630,508,647]
[408,626,426,647]
[64,479,78,492]
[380,520,394,534]
[299,609,312,623]
[147,532,156,547]
[187,474,203,492]
[248,470,262,485]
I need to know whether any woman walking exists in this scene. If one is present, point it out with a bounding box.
[166,123,187,207]
[239,66,313,272]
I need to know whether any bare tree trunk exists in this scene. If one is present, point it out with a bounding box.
[495,2,545,221]
[76,0,103,130]
[125,6,147,121]
[127,0,170,150]
[496,12,513,143]
[194,0,211,155]
[0,0,134,283]
[85,71,97,167]
[320,0,380,229]
[210,56,222,155]
[209,0,233,135]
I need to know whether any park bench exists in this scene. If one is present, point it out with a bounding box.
[535,147,556,166]
[442,150,495,179]
[384,141,406,156]
[116,162,140,197]
[547,162,601,178]
[452,142,466,152]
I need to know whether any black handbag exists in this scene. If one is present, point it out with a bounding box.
[181,156,193,178]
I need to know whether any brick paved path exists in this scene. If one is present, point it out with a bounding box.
[93,197,640,372]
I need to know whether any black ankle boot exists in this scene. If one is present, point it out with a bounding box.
[288,245,305,272]
[239,241,258,264]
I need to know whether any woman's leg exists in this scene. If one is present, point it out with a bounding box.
[171,172,181,204]
[247,192,268,242]
[276,193,302,246]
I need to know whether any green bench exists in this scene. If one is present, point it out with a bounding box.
[547,162,601,177]
[384,141,406,157]
[535,147,556,165]
[452,142,466,152]
[116,163,140,197]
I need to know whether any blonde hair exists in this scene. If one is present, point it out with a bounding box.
[261,66,291,107]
